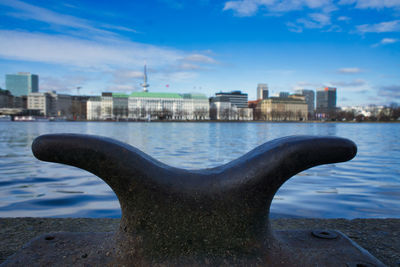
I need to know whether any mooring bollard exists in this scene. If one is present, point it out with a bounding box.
[1,134,385,266]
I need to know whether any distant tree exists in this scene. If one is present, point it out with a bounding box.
[220,108,230,120]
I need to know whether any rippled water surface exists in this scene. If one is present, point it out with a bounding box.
[0,122,399,218]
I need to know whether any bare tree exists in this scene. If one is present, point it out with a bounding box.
[220,108,230,120]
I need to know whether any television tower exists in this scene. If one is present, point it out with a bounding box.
[141,64,149,92]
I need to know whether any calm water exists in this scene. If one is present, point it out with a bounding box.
[0,122,399,218]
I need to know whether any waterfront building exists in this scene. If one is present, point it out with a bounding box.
[210,96,236,120]
[215,91,248,108]
[6,72,39,96]
[295,89,315,118]
[48,91,73,118]
[279,92,290,98]
[238,107,253,120]
[86,97,101,120]
[257,84,269,100]
[100,92,113,120]
[128,92,209,120]
[316,87,337,119]
[340,105,384,118]
[259,97,308,121]
[0,89,13,108]
[87,92,209,121]
[71,95,89,120]
[27,92,52,116]
[27,91,75,118]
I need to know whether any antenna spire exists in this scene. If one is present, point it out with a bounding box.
[141,64,149,92]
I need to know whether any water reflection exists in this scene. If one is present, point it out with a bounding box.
[0,121,399,218]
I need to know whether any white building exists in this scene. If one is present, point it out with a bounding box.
[87,97,101,120]
[87,92,209,121]
[210,96,237,120]
[100,93,113,120]
[27,92,52,116]
[340,105,384,117]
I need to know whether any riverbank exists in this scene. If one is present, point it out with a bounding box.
[0,218,399,266]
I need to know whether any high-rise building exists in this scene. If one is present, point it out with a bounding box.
[295,89,315,116]
[215,91,248,108]
[316,87,337,118]
[6,72,39,96]
[257,84,268,100]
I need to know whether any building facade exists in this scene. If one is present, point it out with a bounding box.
[210,96,235,120]
[215,91,248,108]
[48,91,73,118]
[86,97,101,120]
[6,72,39,96]
[257,84,269,100]
[259,97,308,121]
[87,92,209,121]
[295,89,315,118]
[279,92,290,98]
[316,87,337,119]
[27,92,52,116]
[0,89,13,108]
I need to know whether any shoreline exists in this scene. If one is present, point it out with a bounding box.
[1,218,399,266]
[2,120,400,123]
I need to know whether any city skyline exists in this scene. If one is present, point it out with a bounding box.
[0,0,399,106]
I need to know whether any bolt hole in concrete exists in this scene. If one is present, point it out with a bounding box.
[311,230,338,239]
[44,236,55,241]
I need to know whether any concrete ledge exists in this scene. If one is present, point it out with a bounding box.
[0,218,399,266]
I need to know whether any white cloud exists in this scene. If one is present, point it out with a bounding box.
[372,37,399,47]
[183,54,217,64]
[357,20,400,33]
[337,67,363,74]
[0,30,217,92]
[381,37,399,44]
[0,30,185,69]
[223,0,261,16]
[106,84,138,92]
[378,85,400,99]
[40,75,91,92]
[286,22,303,32]
[339,0,400,9]
[297,13,332,28]
[223,0,335,16]
[294,81,323,89]
[111,70,144,86]
[337,16,351,21]
[0,0,136,37]
[329,79,366,87]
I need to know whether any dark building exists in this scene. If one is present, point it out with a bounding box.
[215,91,248,108]
[279,92,290,98]
[295,89,315,117]
[0,89,14,108]
[316,87,336,118]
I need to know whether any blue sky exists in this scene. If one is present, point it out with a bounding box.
[0,0,399,106]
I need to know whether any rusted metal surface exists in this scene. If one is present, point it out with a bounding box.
[1,134,386,266]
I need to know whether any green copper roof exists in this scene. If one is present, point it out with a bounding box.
[112,93,129,98]
[182,93,208,99]
[129,92,182,99]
